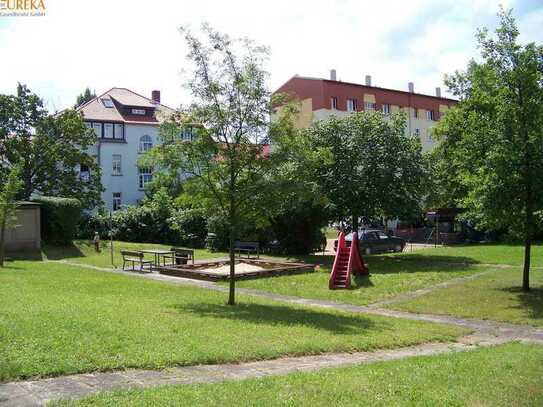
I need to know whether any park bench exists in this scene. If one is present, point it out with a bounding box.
[121,250,153,272]
[162,247,195,266]
[234,241,260,259]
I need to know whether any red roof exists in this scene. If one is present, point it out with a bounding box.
[77,87,175,124]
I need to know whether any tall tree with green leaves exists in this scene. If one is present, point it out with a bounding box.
[307,111,426,231]
[74,87,96,108]
[433,9,543,291]
[146,25,271,305]
[0,164,24,267]
[0,84,103,209]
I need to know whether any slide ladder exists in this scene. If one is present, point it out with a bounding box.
[329,231,369,289]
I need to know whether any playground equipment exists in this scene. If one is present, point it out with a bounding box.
[329,231,368,289]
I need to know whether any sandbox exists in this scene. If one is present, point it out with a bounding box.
[156,259,315,281]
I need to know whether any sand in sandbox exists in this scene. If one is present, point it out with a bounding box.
[201,263,265,275]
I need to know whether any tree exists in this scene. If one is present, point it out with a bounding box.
[0,84,103,209]
[307,111,426,231]
[433,9,543,291]
[0,164,24,267]
[146,25,270,305]
[74,88,96,108]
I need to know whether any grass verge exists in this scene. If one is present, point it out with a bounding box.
[233,253,487,306]
[0,261,467,381]
[55,342,543,406]
[390,267,543,327]
[39,240,226,268]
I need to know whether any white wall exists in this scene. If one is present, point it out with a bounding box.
[97,123,160,210]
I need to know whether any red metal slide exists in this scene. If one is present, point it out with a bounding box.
[329,231,369,289]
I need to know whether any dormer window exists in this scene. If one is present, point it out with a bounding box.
[102,98,114,108]
[131,108,146,115]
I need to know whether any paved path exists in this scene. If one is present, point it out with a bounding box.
[3,259,540,406]
[0,333,512,406]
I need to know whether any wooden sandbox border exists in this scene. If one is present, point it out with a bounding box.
[156,259,316,281]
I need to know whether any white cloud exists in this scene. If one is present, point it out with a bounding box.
[0,0,540,111]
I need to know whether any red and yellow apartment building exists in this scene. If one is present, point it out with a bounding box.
[273,70,457,151]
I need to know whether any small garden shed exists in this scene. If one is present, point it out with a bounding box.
[5,202,41,251]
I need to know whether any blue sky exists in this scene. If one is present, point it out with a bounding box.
[0,0,542,111]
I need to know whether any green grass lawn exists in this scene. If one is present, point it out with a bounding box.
[56,342,543,406]
[38,239,227,268]
[395,242,543,267]
[0,261,467,381]
[390,267,543,327]
[233,253,488,306]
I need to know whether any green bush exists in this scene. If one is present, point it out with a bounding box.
[78,191,208,247]
[33,196,82,245]
[271,202,328,254]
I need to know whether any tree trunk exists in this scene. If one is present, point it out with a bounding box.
[523,234,531,291]
[522,193,533,292]
[228,215,236,305]
[0,217,6,268]
[352,213,359,233]
[228,179,236,306]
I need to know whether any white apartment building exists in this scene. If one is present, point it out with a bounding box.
[77,88,192,211]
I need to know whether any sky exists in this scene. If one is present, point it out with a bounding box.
[0,0,542,111]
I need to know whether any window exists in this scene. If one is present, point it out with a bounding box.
[330,97,338,110]
[346,99,357,112]
[138,167,153,189]
[112,154,122,175]
[104,123,114,139]
[413,108,418,118]
[91,122,102,138]
[182,126,193,141]
[112,192,122,211]
[414,128,420,137]
[382,104,390,114]
[364,102,376,111]
[114,123,124,139]
[131,108,146,115]
[80,164,90,182]
[426,110,434,121]
[139,135,153,153]
[102,98,114,108]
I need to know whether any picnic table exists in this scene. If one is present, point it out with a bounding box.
[139,249,174,270]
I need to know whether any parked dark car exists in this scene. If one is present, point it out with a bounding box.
[334,229,406,255]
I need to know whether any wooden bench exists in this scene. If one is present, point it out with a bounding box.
[121,250,153,271]
[162,248,195,266]
[234,241,260,258]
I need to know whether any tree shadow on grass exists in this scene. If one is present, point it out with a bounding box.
[42,243,85,260]
[501,286,543,323]
[175,302,382,335]
[352,274,375,288]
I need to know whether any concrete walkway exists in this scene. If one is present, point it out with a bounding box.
[2,259,541,406]
[0,333,513,406]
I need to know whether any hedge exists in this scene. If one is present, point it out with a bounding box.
[33,196,82,245]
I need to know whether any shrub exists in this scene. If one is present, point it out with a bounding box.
[33,196,82,245]
[168,208,208,248]
[271,202,328,254]
[78,191,209,247]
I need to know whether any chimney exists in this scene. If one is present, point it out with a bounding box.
[330,69,337,81]
[435,87,441,97]
[365,75,372,86]
[408,82,414,93]
[151,90,161,104]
